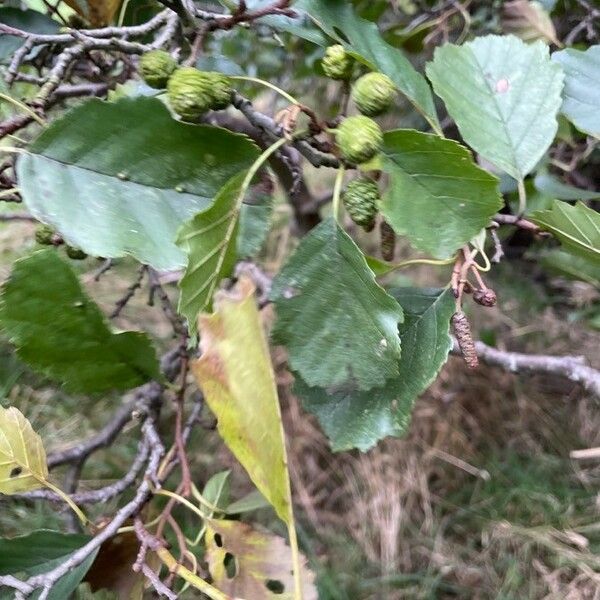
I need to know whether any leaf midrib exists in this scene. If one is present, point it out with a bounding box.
[25,153,212,197]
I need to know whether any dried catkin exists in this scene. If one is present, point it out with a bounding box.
[380,220,396,261]
[452,311,479,369]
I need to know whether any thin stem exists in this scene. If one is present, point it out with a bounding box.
[331,165,345,223]
[157,547,230,600]
[154,487,220,517]
[6,134,26,144]
[42,480,88,526]
[117,0,132,27]
[239,135,289,203]
[517,178,527,216]
[288,516,302,600]
[471,249,491,272]
[389,256,455,270]
[0,93,46,126]
[230,75,300,105]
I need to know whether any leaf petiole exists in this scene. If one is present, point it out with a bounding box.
[230,75,300,105]
[42,479,88,526]
[157,547,230,600]
[331,165,345,223]
[0,93,46,127]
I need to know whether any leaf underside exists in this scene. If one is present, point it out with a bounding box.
[17,97,259,270]
[426,34,564,179]
[530,200,600,265]
[552,45,600,138]
[177,173,246,328]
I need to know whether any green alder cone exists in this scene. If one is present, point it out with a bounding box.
[335,115,383,164]
[167,67,232,121]
[35,224,55,245]
[209,71,235,110]
[65,245,87,260]
[322,44,353,80]
[139,50,177,89]
[343,177,380,229]
[352,72,396,116]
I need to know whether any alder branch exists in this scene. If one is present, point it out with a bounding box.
[0,213,35,222]
[46,397,139,469]
[0,10,172,44]
[17,389,202,509]
[231,92,340,169]
[492,213,542,232]
[26,416,164,600]
[453,339,600,398]
[22,440,150,505]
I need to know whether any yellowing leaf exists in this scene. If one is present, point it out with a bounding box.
[63,0,121,26]
[205,519,317,600]
[192,277,292,525]
[191,277,305,599]
[0,405,48,494]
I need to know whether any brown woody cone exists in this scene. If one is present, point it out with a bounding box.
[473,288,497,307]
[452,311,479,369]
[380,220,396,261]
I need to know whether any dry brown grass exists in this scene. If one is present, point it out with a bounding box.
[277,344,600,599]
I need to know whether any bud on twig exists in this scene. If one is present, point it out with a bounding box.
[452,311,479,369]
[380,220,396,262]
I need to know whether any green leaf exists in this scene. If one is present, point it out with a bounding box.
[270,218,403,392]
[0,250,160,393]
[176,173,245,328]
[202,470,231,512]
[294,288,455,452]
[0,530,97,600]
[540,250,600,287]
[0,8,60,63]
[380,130,502,259]
[16,97,259,271]
[552,45,600,138]
[191,278,294,525]
[531,200,600,264]
[296,0,441,133]
[226,490,270,515]
[426,35,564,179]
[238,187,273,259]
[534,172,600,201]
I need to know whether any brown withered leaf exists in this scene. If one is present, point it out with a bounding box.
[63,0,122,26]
[205,519,317,600]
[84,531,146,599]
[502,0,561,46]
